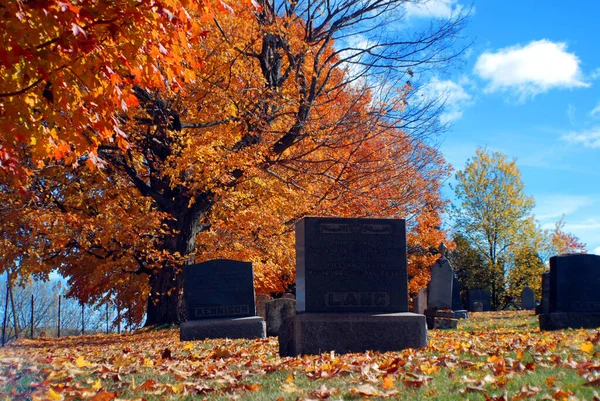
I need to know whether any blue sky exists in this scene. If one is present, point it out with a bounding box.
[407,1,600,253]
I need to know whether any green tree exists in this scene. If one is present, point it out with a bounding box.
[447,233,487,306]
[452,148,535,309]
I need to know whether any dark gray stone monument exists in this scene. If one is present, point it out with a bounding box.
[427,257,453,310]
[296,217,408,313]
[424,250,458,329]
[413,288,427,314]
[180,259,266,340]
[540,254,600,330]
[281,217,427,356]
[539,271,550,314]
[452,276,463,311]
[468,289,491,312]
[521,286,535,310]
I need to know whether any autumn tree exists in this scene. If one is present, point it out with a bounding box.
[451,148,535,309]
[551,216,587,255]
[447,233,487,302]
[3,1,466,325]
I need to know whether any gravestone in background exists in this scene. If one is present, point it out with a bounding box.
[281,217,427,356]
[452,276,463,311]
[540,254,600,330]
[468,289,491,312]
[256,294,272,320]
[427,257,453,310]
[266,298,296,337]
[413,288,427,314]
[521,287,535,310]
[282,293,296,300]
[180,259,266,340]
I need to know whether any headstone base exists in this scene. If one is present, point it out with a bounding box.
[453,310,468,319]
[180,316,266,341]
[539,313,600,331]
[280,313,427,356]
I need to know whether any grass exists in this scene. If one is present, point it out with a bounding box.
[1,311,599,400]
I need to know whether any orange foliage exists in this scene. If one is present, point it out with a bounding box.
[2,3,452,323]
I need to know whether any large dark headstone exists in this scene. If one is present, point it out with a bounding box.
[468,289,491,312]
[184,259,256,320]
[283,217,426,356]
[451,275,463,311]
[521,286,535,310]
[296,217,408,313]
[427,257,453,310]
[549,254,600,313]
[540,254,600,331]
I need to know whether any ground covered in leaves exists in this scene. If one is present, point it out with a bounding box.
[1,311,600,400]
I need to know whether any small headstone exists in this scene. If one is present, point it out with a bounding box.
[413,288,427,314]
[451,275,463,311]
[282,217,427,356]
[427,256,453,310]
[473,302,483,312]
[256,294,272,319]
[540,254,600,330]
[521,287,535,310]
[266,298,296,337]
[180,259,266,340]
[282,293,296,300]
[468,289,491,312]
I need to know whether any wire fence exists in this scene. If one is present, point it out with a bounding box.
[1,278,142,346]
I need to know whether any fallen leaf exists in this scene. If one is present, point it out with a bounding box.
[581,342,595,354]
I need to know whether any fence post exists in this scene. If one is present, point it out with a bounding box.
[81,302,84,335]
[57,295,61,338]
[30,294,34,339]
[2,275,9,347]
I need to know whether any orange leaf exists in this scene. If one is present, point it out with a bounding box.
[383,374,394,390]
[89,391,117,401]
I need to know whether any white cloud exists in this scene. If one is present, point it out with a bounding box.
[590,102,600,117]
[405,0,464,18]
[534,194,593,221]
[590,68,600,81]
[594,246,600,255]
[426,77,473,124]
[474,40,588,99]
[561,126,600,149]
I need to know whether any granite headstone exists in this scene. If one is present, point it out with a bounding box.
[540,254,600,330]
[180,259,266,340]
[296,217,408,313]
[427,257,453,310]
[282,217,426,356]
[451,275,463,311]
[521,286,535,310]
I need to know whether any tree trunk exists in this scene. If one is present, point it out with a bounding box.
[144,196,210,326]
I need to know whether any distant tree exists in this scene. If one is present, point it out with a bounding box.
[451,148,535,309]
[551,216,586,255]
[447,233,487,302]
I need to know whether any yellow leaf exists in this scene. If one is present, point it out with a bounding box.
[76,355,92,368]
[581,342,594,354]
[183,343,194,351]
[285,373,294,383]
[143,358,154,367]
[92,378,102,390]
[46,388,63,401]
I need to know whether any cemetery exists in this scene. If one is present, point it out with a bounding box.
[2,0,600,399]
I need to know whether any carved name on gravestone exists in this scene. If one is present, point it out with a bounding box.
[296,217,408,313]
[521,286,535,310]
[468,289,491,312]
[549,254,600,313]
[184,259,256,320]
[427,257,453,310]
